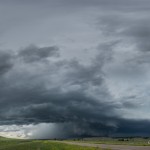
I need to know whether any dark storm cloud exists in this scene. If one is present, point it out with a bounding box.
[0,44,122,137]
[1,0,150,138]
[0,43,150,138]
[0,51,13,75]
[116,119,150,137]
[0,44,115,124]
[18,45,59,63]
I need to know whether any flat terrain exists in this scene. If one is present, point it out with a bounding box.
[0,137,105,150]
[0,136,150,150]
[62,141,150,150]
[68,137,150,146]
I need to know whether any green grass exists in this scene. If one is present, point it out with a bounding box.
[0,137,107,150]
[69,137,150,146]
[2,136,150,149]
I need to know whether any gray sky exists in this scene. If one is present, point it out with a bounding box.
[0,0,150,139]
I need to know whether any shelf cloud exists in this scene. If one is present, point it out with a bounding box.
[0,0,150,139]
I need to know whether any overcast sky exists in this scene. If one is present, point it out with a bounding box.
[0,0,150,139]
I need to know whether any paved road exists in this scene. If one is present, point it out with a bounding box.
[62,141,150,150]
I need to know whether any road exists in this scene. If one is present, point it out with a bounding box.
[61,141,150,150]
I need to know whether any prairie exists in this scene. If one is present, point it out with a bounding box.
[0,137,107,150]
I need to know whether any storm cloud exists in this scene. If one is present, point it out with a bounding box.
[18,45,59,63]
[0,0,150,139]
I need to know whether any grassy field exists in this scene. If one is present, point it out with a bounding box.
[0,137,109,150]
[1,136,150,150]
[70,137,150,146]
